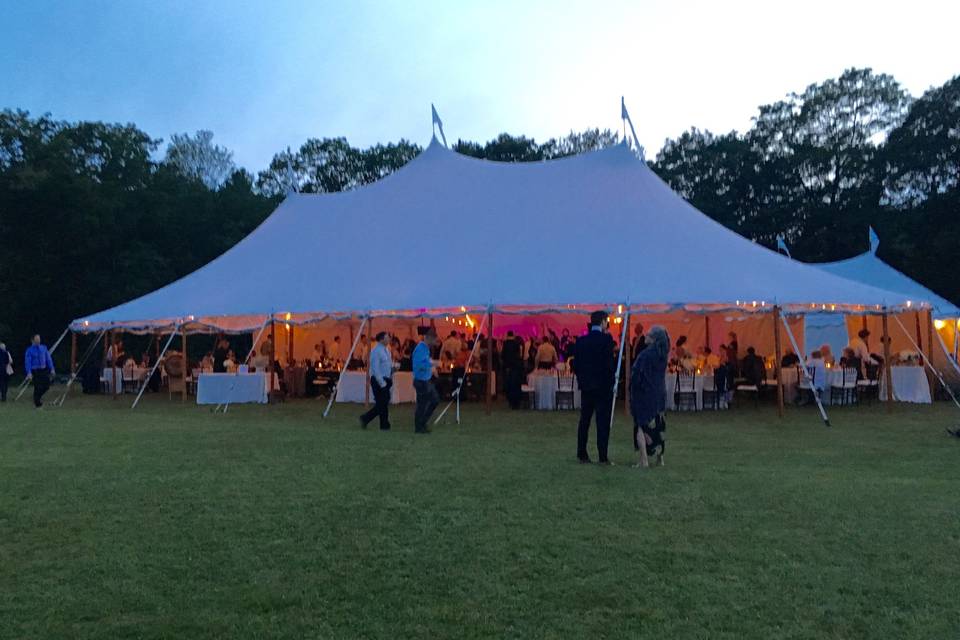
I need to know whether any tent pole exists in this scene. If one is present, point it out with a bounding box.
[623,311,631,415]
[609,304,631,436]
[70,333,77,375]
[779,313,830,427]
[434,313,488,425]
[243,319,270,364]
[181,329,187,403]
[925,310,935,390]
[705,315,711,351]
[322,315,368,419]
[365,317,372,407]
[53,329,106,407]
[485,309,493,416]
[132,325,180,410]
[773,306,784,419]
[882,311,894,412]
[269,316,277,402]
[914,311,924,366]
[891,314,960,411]
[288,321,294,365]
[112,330,120,399]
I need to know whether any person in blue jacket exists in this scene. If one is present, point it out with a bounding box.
[630,325,670,467]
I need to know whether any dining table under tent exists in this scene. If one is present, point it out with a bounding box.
[63,130,929,423]
[806,228,960,400]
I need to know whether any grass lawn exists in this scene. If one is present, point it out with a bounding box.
[1,391,958,639]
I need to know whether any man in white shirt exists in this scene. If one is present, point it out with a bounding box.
[849,329,878,374]
[359,332,393,430]
[356,335,370,367]
[311,343,325,365]
[441,331,461,363]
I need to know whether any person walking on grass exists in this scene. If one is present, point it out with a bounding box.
[359,331,393,431]
[412,328,440,434]
[0,342,12,402]
[24,334,55,408]
[572,310,617,465]
[630,325,670,467]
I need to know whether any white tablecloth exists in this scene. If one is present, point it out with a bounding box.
[881,366,931,404]
[336,371,416,404]
[196,372,268,405]
[527,372,580,410]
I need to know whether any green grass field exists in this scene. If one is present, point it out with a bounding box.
[1,392,958,639]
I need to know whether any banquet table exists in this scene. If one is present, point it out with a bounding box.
[768,367,850,406]
[881,366,931,404]
[196,372,268,405]
[336,371,416,404]
[527,371,580,410]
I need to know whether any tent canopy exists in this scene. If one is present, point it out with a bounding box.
[816,241,959,320]
[73,139,921,333]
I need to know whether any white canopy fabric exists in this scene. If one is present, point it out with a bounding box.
[73,139,920,333]
[816,249,959,320]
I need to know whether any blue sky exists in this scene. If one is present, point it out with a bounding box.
[2,0,957,172]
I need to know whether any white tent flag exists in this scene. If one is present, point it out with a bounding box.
[869,226,880,253]
[620,97,645,159]
[776,235,792,258]
[431,104,448,147]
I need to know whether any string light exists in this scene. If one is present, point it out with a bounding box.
[934,319,946,330]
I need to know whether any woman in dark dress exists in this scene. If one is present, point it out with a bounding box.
[630,325,670,467]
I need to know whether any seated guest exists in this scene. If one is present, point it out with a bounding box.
[441,332,462,363]
[741,347,766,386]
[535,338,558,370]
[139,353,151,369]
[805,350,827,397]
[201,352,214,371]
[328,336,342,363]
[224,350,237,373]
[526,337,539,373]
[839,347,862,376]
[703,347,720,370]
[671,336,689,364]
[213,338,230,373]
[819,344,835,367]
[250,349,269,372]
[781,350,800,367]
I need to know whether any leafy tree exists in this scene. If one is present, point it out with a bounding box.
[164,129,236,190]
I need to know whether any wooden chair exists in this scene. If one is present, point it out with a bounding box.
[701,370,723,410]
[797,365,818,405]
[520,382,536,409]
[674,370,698,411]
[164,354,186,402]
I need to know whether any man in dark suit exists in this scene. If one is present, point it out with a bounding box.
[572,310,617,464]
[501,331,524,409]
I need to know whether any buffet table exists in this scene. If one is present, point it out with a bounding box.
[335,371,416,404]
[881,366,932,404]
[196,372,269,405]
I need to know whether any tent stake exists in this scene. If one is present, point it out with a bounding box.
[322,315,368,419]
[780,313,830,427]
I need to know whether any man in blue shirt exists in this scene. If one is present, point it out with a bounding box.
[24,334,55,408]
[412,328,439,434]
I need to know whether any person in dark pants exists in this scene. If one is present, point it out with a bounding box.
[359,331,393,430]
[412,328,439,433]
[24,334,55,408]
[630,325,670,467]
[501,331,524,409]
[0,342,11,401]
[572,310,617,464]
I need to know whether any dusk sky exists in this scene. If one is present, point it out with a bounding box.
[2,0,957,172]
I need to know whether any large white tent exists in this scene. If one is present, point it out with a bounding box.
[72,139,919,335]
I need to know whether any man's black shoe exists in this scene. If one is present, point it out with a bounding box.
[415,428,432,434]
[578,457,592,464]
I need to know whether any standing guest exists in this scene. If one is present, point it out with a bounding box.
[311,343,325,365]
[0,342,11,402]
[725,332,739,375]
[201,352,215,371]
[849,329,878,375]
[630,323,646,363]
[359,332,393,431]
[355,334,371,368]
[501,331,524,409]
[412,329,440,434]
[24,334,55,408]
[526,336,539,373]
[441,331,462,363]
[780,350,800,367]
[572,310,617,465]
[213,338,229,373]
[703,347,720,370]
[224,350,237,373]
[328,336,342,364]
[559,328,575,360]
[261,336,274,361]
[250,348,269,372]
[535,337,558,369]
[630,325,670,467]
[106,337,125,367]
[741,347,766,387]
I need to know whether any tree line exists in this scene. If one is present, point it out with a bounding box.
[0,67,956,365]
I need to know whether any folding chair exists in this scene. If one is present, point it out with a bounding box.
[831,367,859,406]
[857,363,880,405]
[555,371,576,410]
[674,370,698,411]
